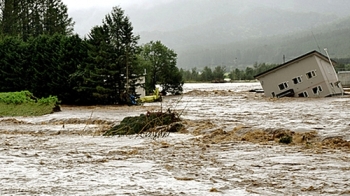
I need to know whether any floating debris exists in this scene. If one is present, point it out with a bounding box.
[103,110,183,137]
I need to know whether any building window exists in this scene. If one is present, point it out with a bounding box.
[278,82,288,90]
[272,92,275,97]
[292,76,302,84]
[298,92,308,97]
[306,70,317,79]
[312,86,323,94]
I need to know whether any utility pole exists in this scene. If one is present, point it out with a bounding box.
[126,44,129,93]
[324,48,343,96]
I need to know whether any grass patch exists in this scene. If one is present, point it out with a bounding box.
[0,91,60,116]
[0,102,57,116]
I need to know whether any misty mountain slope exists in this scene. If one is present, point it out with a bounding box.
[138,6,338,50]
[176,16,350,69]
[129,0,349,33]
[71,7,111,37]
[127,0,350,69]
[67,0,350,69]
[128,0,257,32]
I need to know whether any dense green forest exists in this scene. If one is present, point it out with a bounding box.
[0,0,183,105]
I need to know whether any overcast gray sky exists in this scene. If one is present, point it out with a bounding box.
[62,0,171,10]
[61,0,173,36]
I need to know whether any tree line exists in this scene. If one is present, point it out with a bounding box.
[180,63,278,82]
[181,59,350,82]
[334,58,350,72]
[0,1,183,105]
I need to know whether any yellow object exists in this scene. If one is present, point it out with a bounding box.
[138,88,162,103]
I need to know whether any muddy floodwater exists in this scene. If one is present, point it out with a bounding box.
[1,82,350,195]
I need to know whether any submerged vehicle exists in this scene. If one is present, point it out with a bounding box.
[137,88,162,103]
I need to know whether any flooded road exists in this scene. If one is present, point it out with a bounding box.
[1,82,350,195]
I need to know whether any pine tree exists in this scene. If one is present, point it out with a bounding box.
[26,34,87,101]
[84,25,115,104]
[0,36,30,92]
[77,6,140,104]
[0,0,21,37]
[0,0,74,40]
[42,0,74,36]
[103,6,140,100]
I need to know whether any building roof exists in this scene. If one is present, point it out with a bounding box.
[254,50,337,79]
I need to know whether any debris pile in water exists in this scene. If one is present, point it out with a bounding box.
[103,110,183,137]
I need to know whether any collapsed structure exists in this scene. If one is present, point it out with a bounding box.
[254,50,344,98]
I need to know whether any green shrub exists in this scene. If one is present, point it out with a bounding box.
[0,90,37,104]
[0,91,60,116]
[37,95,59,105]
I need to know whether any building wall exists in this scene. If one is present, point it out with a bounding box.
[316,56,343,95]
[258,55,342,98]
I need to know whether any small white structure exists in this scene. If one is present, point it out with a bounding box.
[254,50,344,98]
[135,75,146,97]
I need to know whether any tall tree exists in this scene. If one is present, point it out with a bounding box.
[76,6,140,104]
[78,25,115,104]
[0,0,21,37]
[104,6,140,97]
[212,65,226,81]
[0,0,74,40]
[0,36,29,92]
[140,40,183,94]
[42,0,74,36]
[0,33,88,102]
[229,68,243,80]
[191,67,199,81]
[201,66,213,81]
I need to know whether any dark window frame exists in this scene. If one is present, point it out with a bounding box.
[312,85,323,94]
[292,76,302,84]
[298,92,308,97]
[306,70,317,79]
[278,82,289,90]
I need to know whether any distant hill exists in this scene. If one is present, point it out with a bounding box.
[137,7,338,48]
[68,0,350,70]
[125,0,350,69]
[175,16,350,70]
[130,0,350,33]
